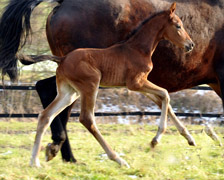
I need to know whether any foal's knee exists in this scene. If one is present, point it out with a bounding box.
[160,89,170,105]
[37,112,52,130]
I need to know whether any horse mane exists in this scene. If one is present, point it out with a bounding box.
[119,10,167,44]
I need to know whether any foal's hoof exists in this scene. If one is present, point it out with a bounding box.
[30,158,41,168]
[188,140,196,146]
[150,138,159,148]
[116,157,130,168]
[45,143,59,161]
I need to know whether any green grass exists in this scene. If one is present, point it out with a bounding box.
[0,121,224,180]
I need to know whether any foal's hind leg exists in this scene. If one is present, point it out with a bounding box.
[45,105,75,162]
[143,93,196,146]
[79,86,129,167]
[30,83,79,167]
[36,77,76,162]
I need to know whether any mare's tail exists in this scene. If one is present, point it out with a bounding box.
[0,0,62,81]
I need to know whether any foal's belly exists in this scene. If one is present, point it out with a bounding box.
[99,69,127,87]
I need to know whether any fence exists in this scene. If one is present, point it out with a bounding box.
[0,85,223,119]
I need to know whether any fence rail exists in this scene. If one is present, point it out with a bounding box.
[0,85,36,90]
[0,85,213,91]
[0,85,222,119]
[0,112,222,118]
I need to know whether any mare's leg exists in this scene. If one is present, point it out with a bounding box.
[206,59,224,146]
[30,83,79,167]
[46,105,75,162]
[58,105,76,162]
[128,79,170,148]
[36,76,76,162]
[213,56,224,112]
[143,93,196,146]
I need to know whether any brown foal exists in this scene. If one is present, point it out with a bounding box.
[30,3,195,167]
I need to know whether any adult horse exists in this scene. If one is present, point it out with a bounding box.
[0,0,224,163]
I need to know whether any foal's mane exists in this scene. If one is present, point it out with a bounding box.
[120,10,167,44]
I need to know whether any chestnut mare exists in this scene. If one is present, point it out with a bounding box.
[29,3,194,167]
[0,0,224,163]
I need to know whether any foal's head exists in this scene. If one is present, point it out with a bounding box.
[163,3,194,52]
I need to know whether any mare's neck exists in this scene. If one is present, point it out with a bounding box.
[126,13,167,57]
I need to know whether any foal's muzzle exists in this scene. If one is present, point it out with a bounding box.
[185,40,195,52]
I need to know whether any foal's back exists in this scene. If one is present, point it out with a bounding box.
[58,43,134,87]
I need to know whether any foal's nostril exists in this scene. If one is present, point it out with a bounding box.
[185,41,194,52]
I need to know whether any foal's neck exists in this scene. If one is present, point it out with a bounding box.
[126,12,167,57]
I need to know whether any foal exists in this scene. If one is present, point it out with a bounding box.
[30,3,195,167]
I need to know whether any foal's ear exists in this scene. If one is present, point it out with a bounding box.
[169,2,176,16]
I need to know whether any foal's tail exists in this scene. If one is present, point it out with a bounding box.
[17,54,63,65]
[0,0,62,81]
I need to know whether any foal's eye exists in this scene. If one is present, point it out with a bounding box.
[176,24,181,29]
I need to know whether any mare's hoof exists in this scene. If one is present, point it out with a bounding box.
[45,143,59,161]
[62,157,78,164]
[71,161,86,166]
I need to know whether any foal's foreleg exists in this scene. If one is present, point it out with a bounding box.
[129,80,170,148]
[144,93,196,146]
[167,104,196,146]
[30,89,79,167]
[79,91,130,168]
[149,91,169,148]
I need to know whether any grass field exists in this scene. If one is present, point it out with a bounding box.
[0,121,224,180]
